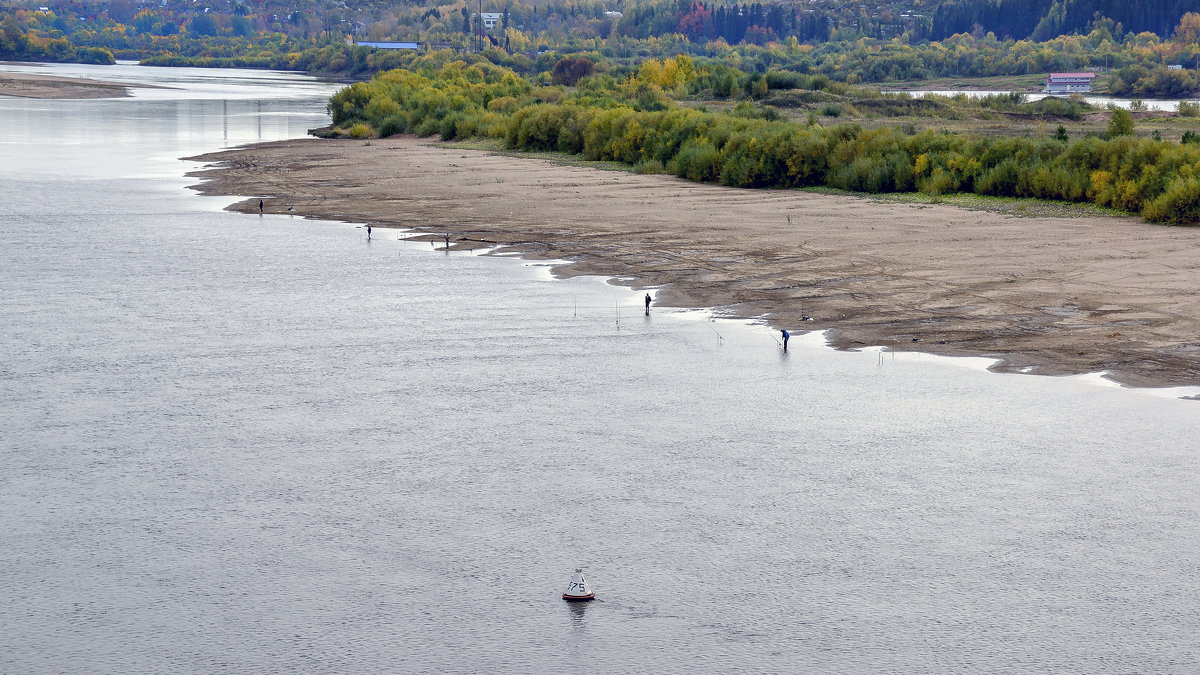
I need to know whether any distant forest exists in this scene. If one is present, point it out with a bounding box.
[5,0,1200,94]
[7,0,1200,46]
[931,0,1200,40]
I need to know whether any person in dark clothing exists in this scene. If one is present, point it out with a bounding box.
[644,293,652,314]
[781,329,790,351]
[366,225,372,239]
[258,199,264,212]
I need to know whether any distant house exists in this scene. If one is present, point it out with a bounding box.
[1043,72,1096,94]
[473,12,503,30]
[355,41,422,50]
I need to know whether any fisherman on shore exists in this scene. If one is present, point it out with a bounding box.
[644,293,652,314]
[782,329,790,351]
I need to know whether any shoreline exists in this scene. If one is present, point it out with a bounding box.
[185,135,1200,389]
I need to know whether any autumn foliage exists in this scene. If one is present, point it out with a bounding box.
[329,56,1200,224]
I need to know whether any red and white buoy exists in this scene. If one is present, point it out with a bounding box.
[562,568,595,602]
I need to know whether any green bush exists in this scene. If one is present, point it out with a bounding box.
[975,159,1022,196]
[919,167,959,196]
[669,139,722,182]
[377,115,406,137]
[347,122,373,139]
[764,70,806,90]
[828,155,894,193]
[438,113,462,141]
[1143,178,1200,225]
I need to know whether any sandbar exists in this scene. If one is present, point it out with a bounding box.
[0,69,137,98]
[186,136,1200,389]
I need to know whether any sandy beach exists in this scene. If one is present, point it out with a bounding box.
[186,135,1200,388]
[0,70,137,98]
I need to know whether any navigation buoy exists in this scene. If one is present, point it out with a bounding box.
[562,568,595,602]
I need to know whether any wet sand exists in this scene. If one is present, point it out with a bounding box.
[0,70,136,98]
[186,135,1200,388]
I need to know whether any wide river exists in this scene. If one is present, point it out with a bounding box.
[2,63,1199,674]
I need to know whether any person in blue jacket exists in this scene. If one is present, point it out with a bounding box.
[781,329,790,351]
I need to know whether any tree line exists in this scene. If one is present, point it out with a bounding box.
[1,11,114,63]
[4,2,1200,97]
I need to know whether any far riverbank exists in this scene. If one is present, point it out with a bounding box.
[186,135,1200,388]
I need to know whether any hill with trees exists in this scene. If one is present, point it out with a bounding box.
[3,0,1200,95]
[930,0,1200,41]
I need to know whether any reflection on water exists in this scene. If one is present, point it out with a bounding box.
[2,64,1200,674]
[567,600,591,625]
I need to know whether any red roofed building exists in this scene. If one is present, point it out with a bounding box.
[1043,73,1096,94]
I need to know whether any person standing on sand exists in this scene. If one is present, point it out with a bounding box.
[258,199,264,212]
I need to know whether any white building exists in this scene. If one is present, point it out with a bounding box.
[1043,72,1096,94]
[476,12,502,30]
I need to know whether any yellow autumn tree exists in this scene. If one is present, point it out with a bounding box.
[1175,13,1200,46]
[636,54,696,92]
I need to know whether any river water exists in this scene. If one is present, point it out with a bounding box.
[899,89,1189,111]
[2,64,1200,674]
